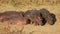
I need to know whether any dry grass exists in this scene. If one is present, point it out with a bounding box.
[0,0,60,34]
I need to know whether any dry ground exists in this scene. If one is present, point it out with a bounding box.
[0,0,60,34]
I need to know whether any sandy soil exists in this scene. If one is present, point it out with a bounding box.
[0,3,60,34]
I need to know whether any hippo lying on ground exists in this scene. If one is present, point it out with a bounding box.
[0,9,56,26]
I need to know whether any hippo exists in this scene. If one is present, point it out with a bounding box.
[24,10,43,26]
